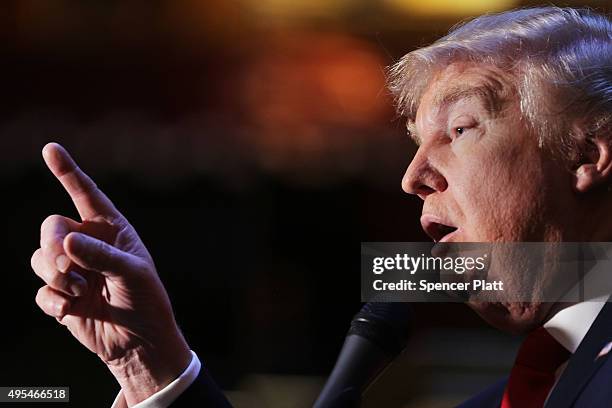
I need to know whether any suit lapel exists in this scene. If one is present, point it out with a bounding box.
[544,301,612,408]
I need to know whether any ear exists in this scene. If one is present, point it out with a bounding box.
[574,136,612,193]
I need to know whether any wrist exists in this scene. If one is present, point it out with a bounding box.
[107,334,192,407]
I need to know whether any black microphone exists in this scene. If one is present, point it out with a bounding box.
[313,302,413,408]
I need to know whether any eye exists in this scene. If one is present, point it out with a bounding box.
[450,126,469,139]
[450,122,477,140]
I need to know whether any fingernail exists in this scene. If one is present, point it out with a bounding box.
[69,280,87,297]
[54,302,65,316]
[56,254,70,272]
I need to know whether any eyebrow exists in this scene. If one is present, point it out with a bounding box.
[406,80,510,146]
[434,82,507,116]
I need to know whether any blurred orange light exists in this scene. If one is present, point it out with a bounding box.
[239,0,352,19]
[384,0,517,17]
[239,31,393,179]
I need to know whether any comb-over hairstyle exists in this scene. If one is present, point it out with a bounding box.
[388,7,612,162]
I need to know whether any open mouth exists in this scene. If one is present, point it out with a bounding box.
[420,215,459,243]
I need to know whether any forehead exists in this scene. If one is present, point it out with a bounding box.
[422,63,512,105]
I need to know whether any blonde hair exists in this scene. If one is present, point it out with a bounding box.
[388,7,612,161]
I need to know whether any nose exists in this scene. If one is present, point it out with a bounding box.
[401,146,448,200]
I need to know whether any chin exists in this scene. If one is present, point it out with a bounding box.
[467,301,552,335]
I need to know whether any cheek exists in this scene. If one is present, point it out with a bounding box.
[450,142,546,240]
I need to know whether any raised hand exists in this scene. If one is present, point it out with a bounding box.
[32,143,191,406]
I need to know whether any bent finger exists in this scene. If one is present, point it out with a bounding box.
[64,232,139,277]
[36,286,72,319]
[31,248,88,297]
[40,214,80,273]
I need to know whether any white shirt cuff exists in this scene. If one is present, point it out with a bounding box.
[111,350,202,408]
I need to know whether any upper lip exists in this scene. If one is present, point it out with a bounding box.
[420,214,459,242]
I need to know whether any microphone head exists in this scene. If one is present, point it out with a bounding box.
[347,302,412,357]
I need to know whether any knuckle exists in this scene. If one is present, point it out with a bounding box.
[31,260,48,281]
[40,215,66,251]
[41,214,63,233]
[32,256,65,289]
[35,286,47,305]
[31,263,45,280]
[30,248,42,270]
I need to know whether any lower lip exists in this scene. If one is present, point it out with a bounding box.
[439,228,460,243]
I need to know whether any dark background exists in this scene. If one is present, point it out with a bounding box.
[2,1,610,407]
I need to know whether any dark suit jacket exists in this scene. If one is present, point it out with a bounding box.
[458,300,612,408]
[169,301,612,407]
[168,370,233,407]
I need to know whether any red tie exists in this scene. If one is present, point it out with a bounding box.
[501,327,571,408]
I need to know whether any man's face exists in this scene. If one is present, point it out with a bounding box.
[403,62,575,332]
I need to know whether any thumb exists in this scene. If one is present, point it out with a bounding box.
[64,232,138,277]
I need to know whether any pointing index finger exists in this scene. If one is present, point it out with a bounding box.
[42,142,122,222]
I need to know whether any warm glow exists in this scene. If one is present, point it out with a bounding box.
[384,0,517,17]
[240,0,352,18]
